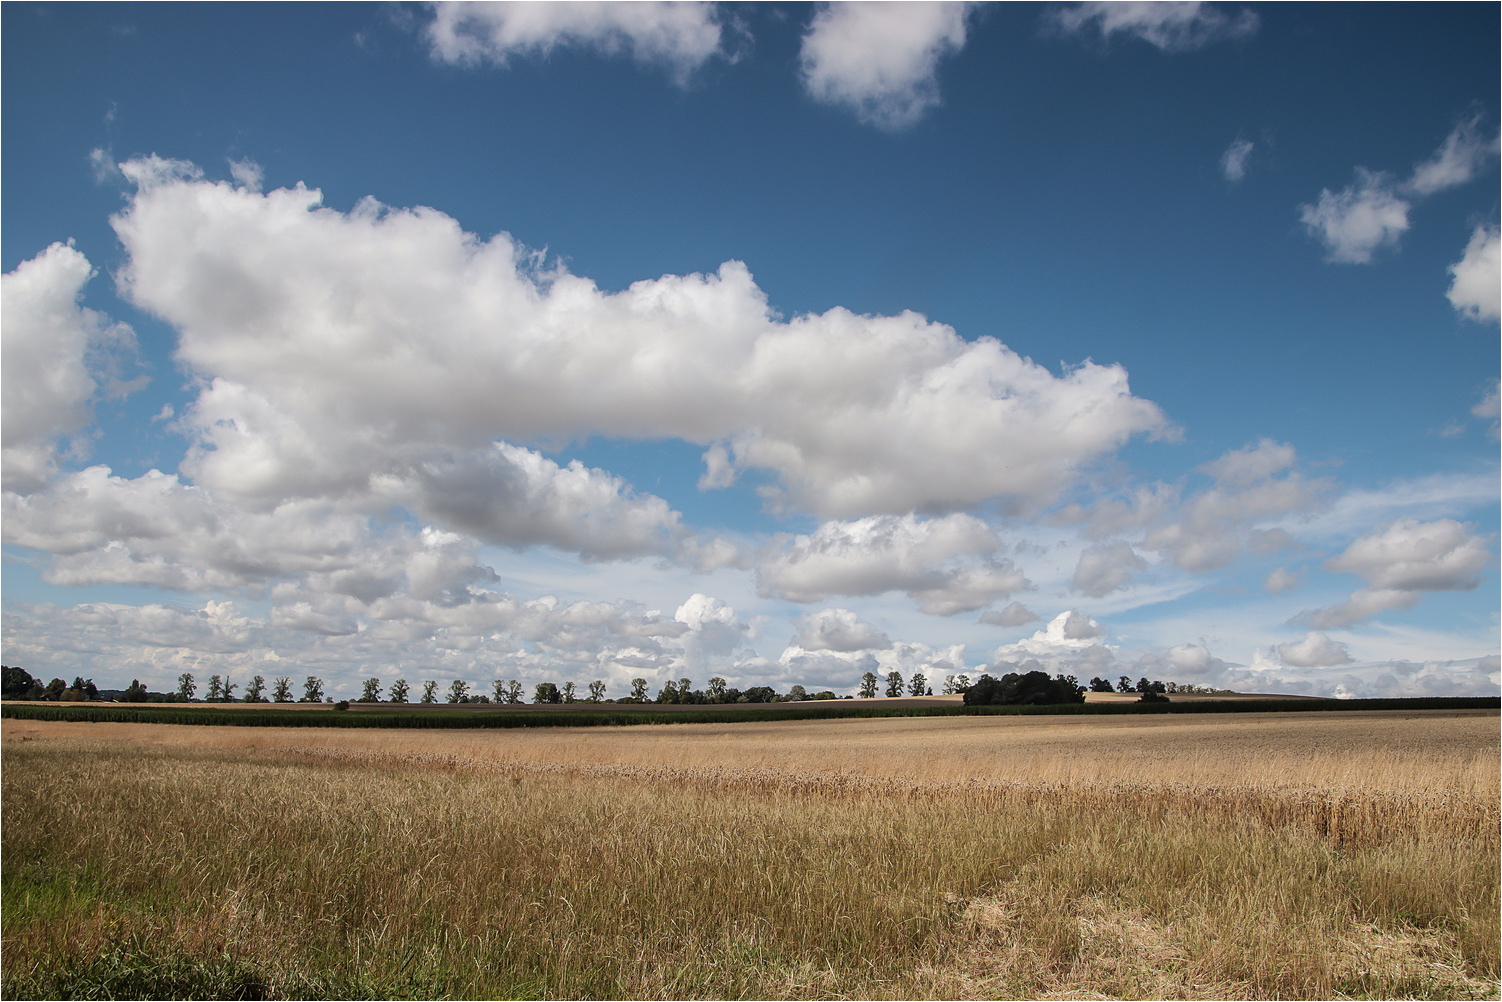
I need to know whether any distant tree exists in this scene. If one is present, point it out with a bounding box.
[389,679,410,703]
[561,681,577,703]
[706,677,727,702]
[678,678,694,703]
[420,680,438,704]
[656,680,679,704]
[1117,675,1133,694]
[908,673,927,696]
[492,679,508,703]
[505,680,524,704]
[740,686,778,703]
[963,671,1086,707]
[244,675,267,702]
[1139,689,1170,703]
[952,674,971,693]
[534,682,561,704]
[1,666,35,700]
[177,673,197,701]
[784,684,808,702]
[358,678,382,702]
[205,675,223,702]
[811,690,838,700]
[630,678,649,702]
[885,671,903,697]
[588,679,607,702]
[301,677,325,703]
[70,677,99,700]
[859,671,879,698]
[1089,677,1115,693]
[447,679,470,704]
[121,678,149,702]
[272,676,294,703]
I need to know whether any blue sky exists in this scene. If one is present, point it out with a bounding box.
[3,2,1497,699]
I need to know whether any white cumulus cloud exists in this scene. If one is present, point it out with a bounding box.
[1301,117,1498,265]
[395,443,691,561]
[793,608,892,652]
[110,163,1166,520]
[979,600,1039,627]
[756,513,1029,615]
[425,1,727,83]
[1447,225,1500,323]
[1072,541,1147,598]
[1296,518,1492,628]
[1299,169,1410,264]
[2,244,141,492]
[1326,518,1490,592]
[1276,631,1351,667]
[1263,566,1302,595]
[1145,440,1320,573]
[799,1,974,129]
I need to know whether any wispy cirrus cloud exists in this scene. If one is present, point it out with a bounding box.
[1221,137,1254,182]
[1300,115,1499,264]
[1049,2,1258,52]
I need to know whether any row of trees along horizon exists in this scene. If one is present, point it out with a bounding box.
[2,664,1225,707]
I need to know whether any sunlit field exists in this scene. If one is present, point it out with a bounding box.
[4,710,1497,999]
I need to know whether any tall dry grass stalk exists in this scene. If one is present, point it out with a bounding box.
[3,710,1497,999]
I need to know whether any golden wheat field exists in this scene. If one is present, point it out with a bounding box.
[3,709,1498,1000]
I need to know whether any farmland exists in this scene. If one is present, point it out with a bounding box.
[3,708,1498,999]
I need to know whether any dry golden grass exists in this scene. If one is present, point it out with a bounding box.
[13,706,1494,796]
[3,709,1498,1000]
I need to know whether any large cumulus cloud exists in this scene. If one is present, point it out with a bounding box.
[2,243,142,492]
[110,160,1167,520]
[1296,518,1491,628]
[756,513,1029,615]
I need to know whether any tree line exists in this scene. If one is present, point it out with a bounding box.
[1,667,101,702]
[3,664,1223,708]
